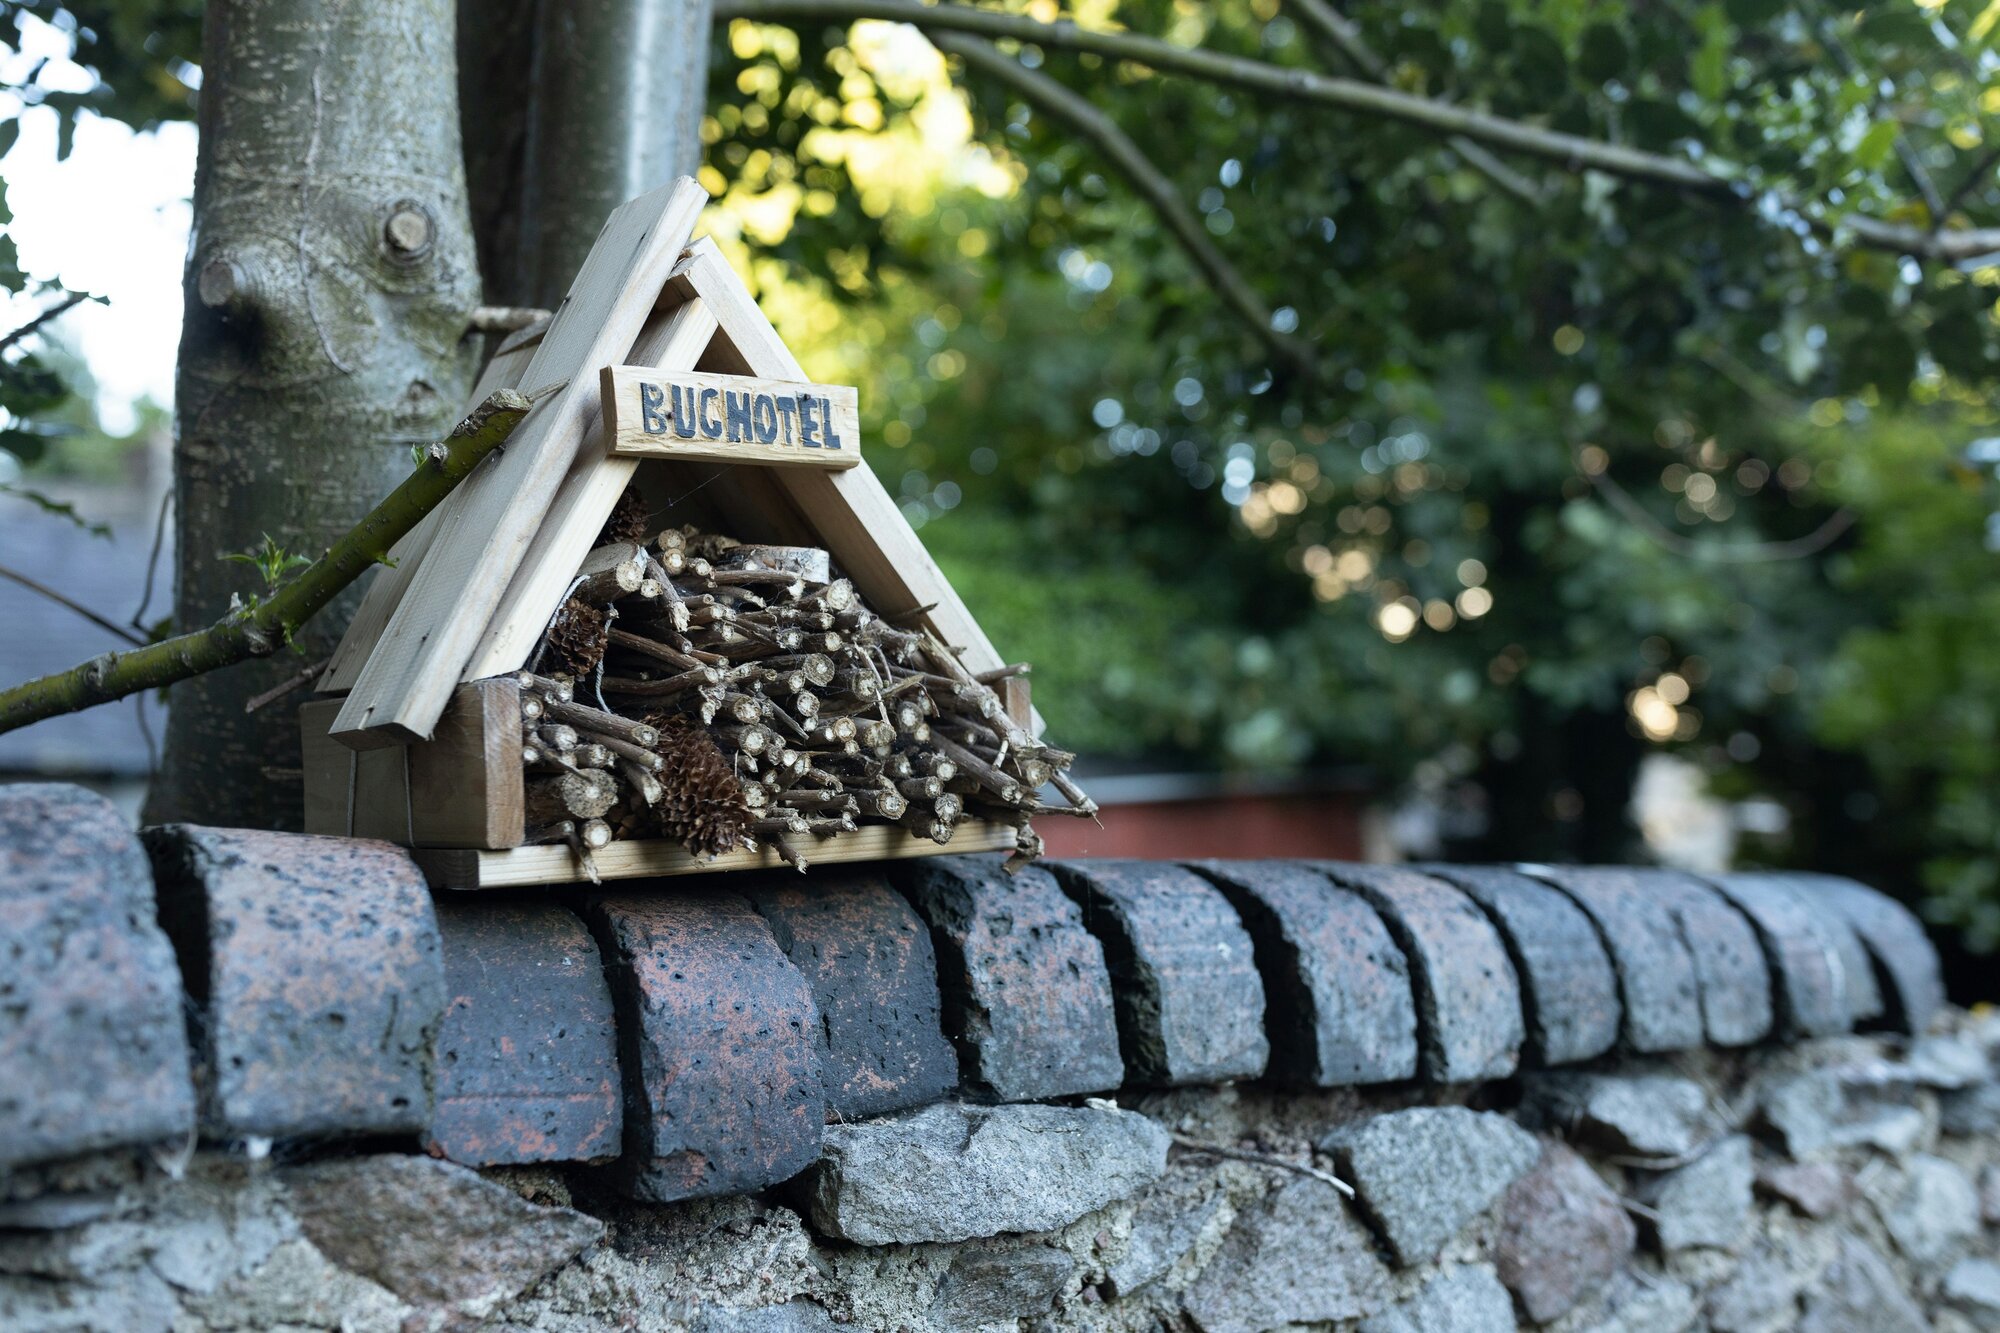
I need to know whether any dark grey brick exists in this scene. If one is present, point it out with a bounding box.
[581,891,823,1202]
[1729,872,1884,1027]
[1048,860,1268,1085]
[892,855,1122,1101]
[744,873,959,1119]
[424,901,621,1167]
[146,825,443,1141]
[1187,861,1417,1086]
[1798,874,1944,1034]
[1696,873,1851,1039]
[1308,862,1522,1083]
[1517,865,1705,1053]
[1416,863,1620,1067]
[0,784,193,1174]
[1641,870,1774,1047]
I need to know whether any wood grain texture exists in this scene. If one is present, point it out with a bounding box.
[415,819,1017,889]
[318,318,549,695]
[301,677,524,847]
[460,298,720,680]
[602,364,860,469]
[331,178,707,748]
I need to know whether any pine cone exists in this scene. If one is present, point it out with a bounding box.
[599,488,651,546]
[546,597,609,676]
[654,714,755,858]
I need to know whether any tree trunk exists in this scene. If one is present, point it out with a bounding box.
[149,0,482,829]
[462,0,716,307]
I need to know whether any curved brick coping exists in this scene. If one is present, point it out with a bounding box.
[1777,872,1944,1034]
[1186,860,1418,1086]
[145,825,444,1142]
[1307,862,1524,1083]
[1415,863,1620,1068]
[1726,871,1885,1027]
[1637,870,1774,1048]
[580,891,824,1202]
[1517,864,1707,1054]
[0,784,193,1177]
[1693,872,1852,1039]
[892,855,1123,1102]
[745,873,960,1119]
[426,900,622,1167]
[1048,860,1269,1086]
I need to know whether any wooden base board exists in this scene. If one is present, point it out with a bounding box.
[414,820,1017,890]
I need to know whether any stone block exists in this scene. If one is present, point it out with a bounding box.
[1496,1140,1635,1323]
[1523,1072,1715,1159]
[1358,1266,1515,1333]
[1187,861,1416,1086]
[1943,1258,2000,1325]
[1307,863,1522,1082]
[1,784,193,1175]
[1639,870,1773,1046]
[1047,860,1267,1085]
[1699,873,1851,1038]
[1803,873,1944,1034]
[145,825,443,1140]
[892,855,1121,1101]
[1801,1237,1928,1333]
[424,900,621,1167]
[1727,872,1884,1028]
[1755,1160,1852,1218]
[1634,1135,1752,1253]
[932,1244,1074,1326]
[743,873,958,1119]
[1415,863,1620,1067]
[582,892,823,1202]
[1879,1153,1979,1271]
[1322,1106,1541,1267]
[1179,1176,1391,1333]
[280,1154,602,1315]
[1103,1174,1222,1299]
[804,1101,1167,1245]
[1518,865,1705,1053]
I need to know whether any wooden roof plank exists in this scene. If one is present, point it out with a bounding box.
[330,179,707,747]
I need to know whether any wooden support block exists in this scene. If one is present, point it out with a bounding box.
[414,820,1017,890]
[332,178,707,747]
[1001,677,1033,731]
[602,365,860,469]
[302,677,525,849]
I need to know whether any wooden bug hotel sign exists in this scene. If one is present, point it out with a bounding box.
[602,367,860,468]
[300,177,1091,890]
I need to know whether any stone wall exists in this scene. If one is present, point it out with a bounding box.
[9,1022,2000,1331]
[3,781,1993,1331]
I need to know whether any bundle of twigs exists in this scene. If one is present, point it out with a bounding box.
[511,518,1093,875]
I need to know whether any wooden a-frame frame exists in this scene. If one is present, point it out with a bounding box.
[320,180,1030,749]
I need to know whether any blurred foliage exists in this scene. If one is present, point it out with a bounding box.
[699,0,2000,937]
[21,0,2000,942]
[0,1,191,515]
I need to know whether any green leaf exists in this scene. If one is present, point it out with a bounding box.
[0,483,112,537]
[1851,120,1900,172]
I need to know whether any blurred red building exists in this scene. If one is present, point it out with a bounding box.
[1036,769,1374,861]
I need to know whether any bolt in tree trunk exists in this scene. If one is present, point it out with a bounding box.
[462,0,715,307]
[149,0,482,829]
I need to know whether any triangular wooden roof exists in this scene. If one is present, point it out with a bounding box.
[322,180,1018,747]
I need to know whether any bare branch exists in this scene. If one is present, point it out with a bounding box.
[468,304,553,334]
[715,0,2000,262]
[1574,444,1857,564]
[933,31,1312,376]
[0,292,91,356]
[0,392,532,736]
[1285,0,1544,208]
[0,562,147,646]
